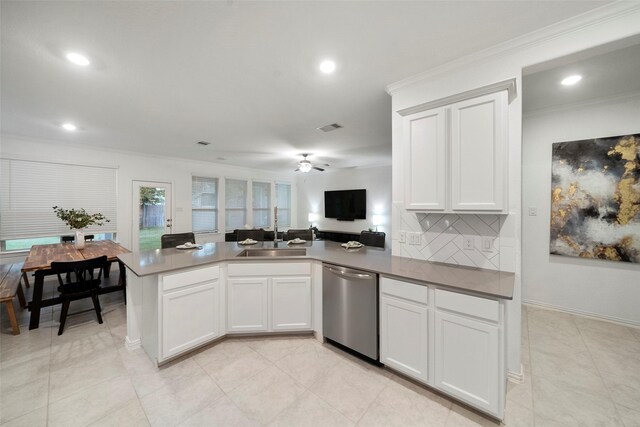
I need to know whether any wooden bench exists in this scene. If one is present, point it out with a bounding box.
[0,263,27,335]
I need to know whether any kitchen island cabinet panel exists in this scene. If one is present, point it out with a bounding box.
[227,278,269,332]
[161,280,220,359]
[271,277,312,330]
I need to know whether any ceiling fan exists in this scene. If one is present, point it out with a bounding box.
[295,153,329,172]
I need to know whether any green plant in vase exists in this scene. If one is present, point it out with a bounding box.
[52,206,110,249]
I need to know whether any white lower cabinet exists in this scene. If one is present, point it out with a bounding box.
[227,262,312,334]
[271,277,311,330]
[434,310,500,415]
[380,294,429,383]
[227,278,269,332]
[380,277,505,419]
[434,289,505,419]
[159,266,222,361]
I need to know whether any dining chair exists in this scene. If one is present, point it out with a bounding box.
[160,232,196,249]
[50,255,108,335]
[236,229,265,242]
[359,231,386,248]
[284,229,313,241]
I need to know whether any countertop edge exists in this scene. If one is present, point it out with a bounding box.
[117,243,514,300]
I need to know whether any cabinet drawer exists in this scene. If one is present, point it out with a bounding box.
[228,262,311,277]
[435,289,499,322]
[381,277,428,305]
[162,265,220,292]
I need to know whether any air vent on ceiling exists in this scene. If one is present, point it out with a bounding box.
[196,141,211,146]
[317,123,343,132]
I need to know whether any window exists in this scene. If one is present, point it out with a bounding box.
[275,182,291,228]
[0,159,118,251]
[225,178,247,231]
[192,176,218,233]
[252,181,271,229]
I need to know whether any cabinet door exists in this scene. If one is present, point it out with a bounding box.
[403,107,447,210]
[434,310,500,416]
[271,277,312,331]
[450,91,507,211]
[227,278,269,332]
[380,295,429,384]
[161,280,220,360]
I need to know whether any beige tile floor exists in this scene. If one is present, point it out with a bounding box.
[1,277,639,426]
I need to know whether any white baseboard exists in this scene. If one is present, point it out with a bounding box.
[523,299,640,328]
[125,336,141,350]
[507,365,524,384]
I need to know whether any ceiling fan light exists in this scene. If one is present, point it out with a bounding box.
[299,162,312,173]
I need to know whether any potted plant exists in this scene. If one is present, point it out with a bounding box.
[52,206,110,249]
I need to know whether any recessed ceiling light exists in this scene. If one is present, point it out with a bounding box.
[561,75,582,86]
[66,52,90,66]
[319,60,336,74]
[62,123,77,131]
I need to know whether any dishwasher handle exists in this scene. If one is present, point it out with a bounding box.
[326,266,374,280]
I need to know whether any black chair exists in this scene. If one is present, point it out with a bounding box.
[237,229,265,242]
[284,229,313,241]
[61,234,94,243]
[359,231,386,248]
[50,255,108,335]
[161,232,196,249]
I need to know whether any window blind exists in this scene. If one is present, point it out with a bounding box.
[0,159,118,240]
[275,182,291,227]
[192,176,218,233]
[252,181,271,228]
[225,178,247,231]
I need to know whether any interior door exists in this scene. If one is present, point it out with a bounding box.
[132,181,172,252]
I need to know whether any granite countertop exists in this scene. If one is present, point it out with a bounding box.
[118,240,514,300]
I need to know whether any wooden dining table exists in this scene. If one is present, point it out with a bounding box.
[21,240,130,330]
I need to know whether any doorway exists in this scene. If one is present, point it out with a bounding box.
[132,181,173,252]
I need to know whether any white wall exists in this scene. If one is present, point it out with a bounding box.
[296,165,391,245]
[0,134,296,260]
[523,93,640,326]
[387,3,640,376]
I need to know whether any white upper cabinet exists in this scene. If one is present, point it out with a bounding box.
[450,91,507,211]
[403,108,447,210]
[401,89,508,214]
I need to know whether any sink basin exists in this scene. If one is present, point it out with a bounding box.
[236,248,307,257]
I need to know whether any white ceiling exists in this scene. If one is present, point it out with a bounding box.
[523,37,640,113]
[1,1,611,172]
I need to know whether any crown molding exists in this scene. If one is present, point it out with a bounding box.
[397,78,516,116]
[387,2,640,95]
[523,89,640,118]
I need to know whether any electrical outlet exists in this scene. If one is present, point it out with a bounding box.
[482,237,493,251]
[528,207,537,216]
[408,232,421,245]
[463,236,474,250]
[398,231,406,243]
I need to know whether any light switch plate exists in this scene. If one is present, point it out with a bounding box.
[408,232,421,245]
[398,231,406,243]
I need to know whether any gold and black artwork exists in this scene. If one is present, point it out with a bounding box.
[550,133,640,263]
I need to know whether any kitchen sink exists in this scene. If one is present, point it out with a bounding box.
[236,248,307,257]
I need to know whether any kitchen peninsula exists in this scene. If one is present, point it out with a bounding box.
[118,240,514,418]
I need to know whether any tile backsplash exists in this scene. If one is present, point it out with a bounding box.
[392,202,501,270]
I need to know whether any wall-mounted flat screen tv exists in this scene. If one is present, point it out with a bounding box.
[324,189,366,221]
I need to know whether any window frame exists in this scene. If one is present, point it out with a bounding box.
[191,175,220,234]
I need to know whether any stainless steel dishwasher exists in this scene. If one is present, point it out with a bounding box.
[322,263,378,360]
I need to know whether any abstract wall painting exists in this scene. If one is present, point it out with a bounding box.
[550,133,640,263]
